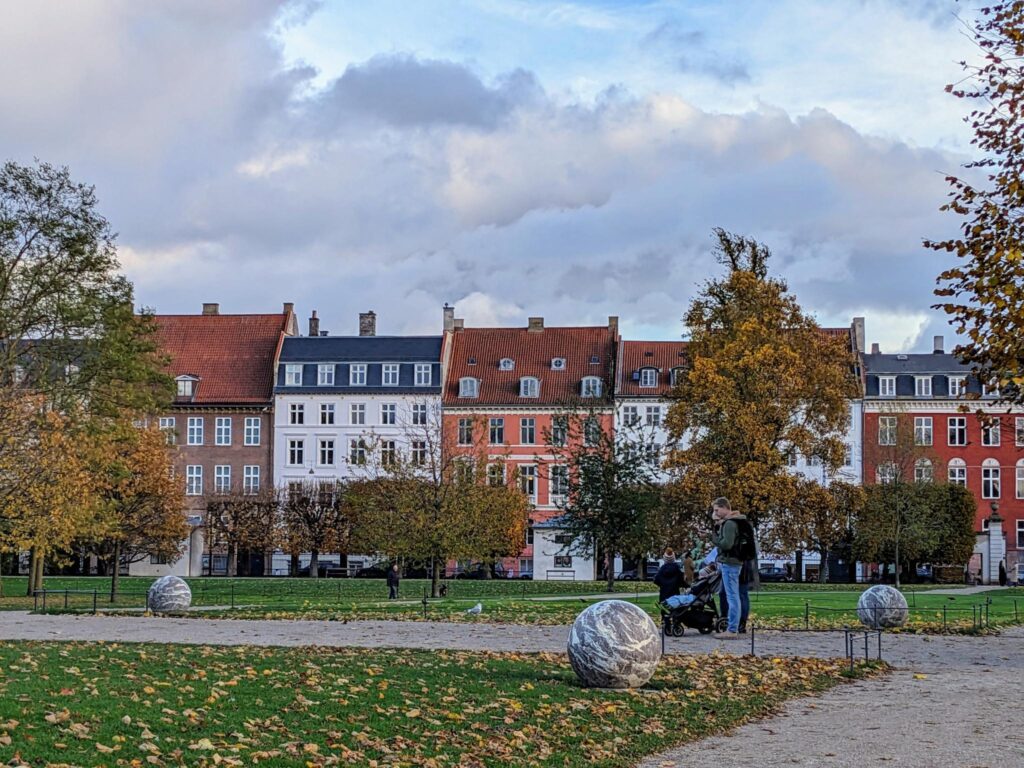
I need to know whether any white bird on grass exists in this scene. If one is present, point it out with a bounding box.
[466,603,483,615]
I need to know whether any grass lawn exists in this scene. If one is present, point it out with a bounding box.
[0,641,880,768]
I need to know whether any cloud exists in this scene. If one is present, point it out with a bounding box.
[677,55,751,85]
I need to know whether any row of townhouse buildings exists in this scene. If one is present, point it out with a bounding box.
[142,302,1021,583]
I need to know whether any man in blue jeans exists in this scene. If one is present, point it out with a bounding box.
[711,497,756,640]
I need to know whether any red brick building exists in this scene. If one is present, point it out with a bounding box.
[148,303,297,577]
[442,316,619,580]
[862,340,1024,580]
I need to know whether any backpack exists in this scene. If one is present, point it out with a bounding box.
[731,518,758,561]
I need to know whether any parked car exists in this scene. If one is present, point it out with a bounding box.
[916,564,936,583]
[353,564,391,579]
[758,566,794,583]
[616,563,659,581]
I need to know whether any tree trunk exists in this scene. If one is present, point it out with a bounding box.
[227,543,237,578]
[26,548,37,596]
[795,550,804,583]
[431,559,442,599]
[110,542,121,603]
[309,550,319,579]
[820,547,830,584]
[33,551,44,593]
[290,552,299,577]
[894,539,901,589]
[605,551,615,593]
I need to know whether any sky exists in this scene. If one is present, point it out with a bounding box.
[0,0,981,351]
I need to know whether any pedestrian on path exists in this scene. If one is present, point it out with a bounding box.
[387,564,400,600]
[654,549,684,631]
[711,497,757,640]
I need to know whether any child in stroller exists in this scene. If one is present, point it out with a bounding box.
[659,557,729,636]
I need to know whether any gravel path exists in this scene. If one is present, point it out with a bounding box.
[2,612,1021,767]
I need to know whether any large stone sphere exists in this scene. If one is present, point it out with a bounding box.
[857,585,908,629]
[567,600,661,689]
[147,575,192,612]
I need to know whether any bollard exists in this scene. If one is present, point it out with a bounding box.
[231,583,235,610]
[93,589,98,615]
[804,602,810,630]
[943,605,947,631]
[1015,599,1019,623]
[877,630,882,660]
[64,589,68,610]
[42,590,47,612]
[750,624,756,657]
[33,591,38,612]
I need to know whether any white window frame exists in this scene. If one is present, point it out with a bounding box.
[289,403,304,425]
[320,403,335,426]
[414,363,432,386]
[317,364,335,386]
[622,405,639,427]
[519,465,537,501]
[350,403,366,426]
[412,403,428,426]
[380,440,397,466]
[1018,519,1024,549]
[457,418,473,446]
[243,465,260,494]
[244,417,261,446]
[489,417,504,445]
[186,465,203,496]
[913,416,932,446]
[187,416,204,446]
[639,368,657,388]
[349,438,367,465]
[982,381,1001,398]
[1016,459,1024,500]
[382,364,400,386]
[913,459,933,484]
[581,376,602,398]
[948,416,967,447]
[519,376,539,398]
[381,403,397,425]
[948,458,967,487]
[459,377,479,398]
[876,462,898,484]
[982,419,1001,447]
[878,416,897,446]
[645,405,662,427]
[214,465,231,494]
[318,439,335,467]
[285,364,302,386]
[949,376,966,397]
[486,463,506,487]
[914,376,932,397]
[215,417,231,447]
[411,440,427,466]
[982,459,1001,499]
[1016,417,1024,447]
[843,444,853,467]
[879,376,896,397]
[176,377,195,397]
[520,417,536,445]
[287,439,304,467]
[159,417,176,445]
[550,417,568,447]
[349,364,367,386]
[549,465,568,503]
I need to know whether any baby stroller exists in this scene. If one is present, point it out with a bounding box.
[659,567,729,637]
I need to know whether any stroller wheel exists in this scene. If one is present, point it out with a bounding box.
[663,624,674,637]
[671,624,685,637]
[715,617,729,633]
[697,625,712,635]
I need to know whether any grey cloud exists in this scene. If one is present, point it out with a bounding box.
[641,20,704,48]
[677,55,751,85]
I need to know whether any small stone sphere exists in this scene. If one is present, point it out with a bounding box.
[147,575,192,612]
[567,600,662,689]
[857,585,908,629]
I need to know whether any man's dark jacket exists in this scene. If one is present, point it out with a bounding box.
[654,559,684,602]
[387,569,400,588]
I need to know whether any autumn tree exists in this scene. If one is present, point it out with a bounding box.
[664,230,858,552]
[205,488,279,577]
[926,2,1024,404]
[352,404,529,597]
[774,478,865,584]
[89,421,187,599]
[279,480,355,579]
[546,409,667,591]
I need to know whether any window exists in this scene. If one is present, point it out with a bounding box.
[382,364,400,386]
[487,463,505,487]
[285,365,302,386]
[458,418,473,445]
[639,368,657,387]
[12,365,25,385]
[350,403,366,425]
[525,527,534,546]
[948,458,967,487]
[381,403,396,425]
[499,358,515,371]
[553,534,573,546]
[551,358,566,370]
[187,417,204,446]
[584,418,601,447]
[554,555,573,569]
[319,403,335,425]
[381,440,396,466]
[879,376,896,397]
[645,442,661,466]
[808,454,822,467]
[519,465,537,500]
[317,364,335,386]
[982,381,1001,398]
[876,462,898,484]
[982,419,1001,447]
[581,376,602,398]
[949,376,966,397]
[520,418,536,445]
[878,416,896,446]
[489,418,504,444]
[412,403,428,426]
[1018,520,1024,549]
[645,406,662,427]
[982,460,1001,499]
[176,377,195,397]
[1017,459,1024,500]
[288,439,304,466]
[914,459,933,483]
[243,465,260,494]
[459,377,479,398]
[622,406,639,426]
[455,457,475,482]
[349,364,367,386]
[1016,417,1024,447]
[915,376,932,397]
[214,465,231,493]
[550,465,568,501]
[411,441,427,465]
[786,450,799,467]
[150,554,168,565]
[914,417,932,446]
[318,439,335,466]
[982,518,990,532]
[843,444,853,467]
[159,417,176,445]
[948,417,967,447]
[551,417,568,447]
[349,439,367,465]
[186,465,203,495]
[415,364,432,386]
[519,376,539,398]
[215,417,231,446]
[289,403,304,425]
[670,367,685,386]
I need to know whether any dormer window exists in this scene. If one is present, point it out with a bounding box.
[459,377,479,398]
[318,364,335,386]
[176,376,198,398]
[670,367,684,386]
[639,368,658,388]
[589,355,600,365]
[983,381,1001,398]
[284,364,302,386]
[581,376,602,398]
[948,376,966,397]
[879,376,896,397]
[551,358,566,371]
[499,358,515,371]
[520,377,540,398]
[914,376,932,397]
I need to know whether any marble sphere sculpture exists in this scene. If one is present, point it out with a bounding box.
[147,575,192,612]
[567,600,662,688]
[857,585,908,629]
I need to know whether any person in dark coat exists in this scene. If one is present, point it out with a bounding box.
[653,549,684,632]
[387,564,400,599]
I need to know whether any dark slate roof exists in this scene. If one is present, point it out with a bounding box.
[863,353,971,375]
[280,336,442,363]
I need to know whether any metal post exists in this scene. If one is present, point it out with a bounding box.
[33,591,38,612]
[804,601,810,630]
[1015,599,1019,623]
[750,624,755,657]
[42,590,47,612]
[64,589,68,610]
[230,582,235,610]
[864,632,869,661]
[943,605,947,631]
[93,589,98,615]
[661,627,665,655]
[877,630,882,660]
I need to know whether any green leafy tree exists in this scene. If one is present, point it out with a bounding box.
[920,482,977,568]
[927,2,1024,403]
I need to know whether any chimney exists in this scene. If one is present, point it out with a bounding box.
[359,311,377,337]
[453,318,465,331]
[933,335,944,354]
[608,315,619,335]
[852,317,865,353]
[283,302,294,315]
[871,342,880,355]
[443,303,455,332]
[202,303,219,316]
[308,310,320,338]
[528,317,544,333]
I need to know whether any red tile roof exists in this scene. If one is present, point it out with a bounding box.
[443,325,617,406]
[616,340,689,397]
[153,313,291,404]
